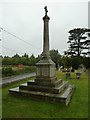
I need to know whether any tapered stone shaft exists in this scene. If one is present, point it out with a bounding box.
[42,6,50,57]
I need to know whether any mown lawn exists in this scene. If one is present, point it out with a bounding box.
[2,71,88,118]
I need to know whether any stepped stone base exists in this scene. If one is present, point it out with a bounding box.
[9,58,75,105]
[9,79,75,105]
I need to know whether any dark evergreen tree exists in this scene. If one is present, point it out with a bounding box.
[66,28,90,56]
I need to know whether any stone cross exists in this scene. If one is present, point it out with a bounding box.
[44,6,48,15]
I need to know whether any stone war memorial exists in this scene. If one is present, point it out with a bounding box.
[9,6,75,105]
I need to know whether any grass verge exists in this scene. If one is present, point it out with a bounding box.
[2,71,88,118]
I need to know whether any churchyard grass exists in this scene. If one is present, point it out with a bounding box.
[2,71,88,118]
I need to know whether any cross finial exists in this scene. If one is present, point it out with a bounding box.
[44,6,48,15]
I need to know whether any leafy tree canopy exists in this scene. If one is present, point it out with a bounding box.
[65,28,90,57]
[50,49,61,69]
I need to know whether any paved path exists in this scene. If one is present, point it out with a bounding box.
[0,72,36,88]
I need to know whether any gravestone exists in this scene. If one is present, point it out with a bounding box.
[76,72,81,79]
[66,72,71,79]
[9,6,75,105]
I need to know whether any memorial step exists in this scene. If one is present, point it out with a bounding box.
[19,81,68,94]
[9,84,75,105]
[27,79,63,87]
[53,81,68,93]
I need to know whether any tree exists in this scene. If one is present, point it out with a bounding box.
[62,56,72,69]
[12,54,20,58]
[28,54,36,66]
[71,56,82,70]
[50,49,61,70]
[20,53,29,65]
[11,54,20,65]
[36,55,42,63]
[65,28,90,57]
[82,32,90,56]
[2,56,12,65]
[82,57,90,69]
[22,53,29,58]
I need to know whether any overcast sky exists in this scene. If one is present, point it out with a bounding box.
[0,0,89,57]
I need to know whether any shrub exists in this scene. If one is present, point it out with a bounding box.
[2,67,14,77]
[24,66,36,73]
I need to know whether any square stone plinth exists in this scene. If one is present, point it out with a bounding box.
[36,58,56,86]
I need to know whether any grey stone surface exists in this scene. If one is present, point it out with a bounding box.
[42,6,50,58]
[19,80,68,94]
[66,72,71,79]
[76,72,81,79]
[9,84,75,105]
[28,79,63,87]
[36,7,56,83]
